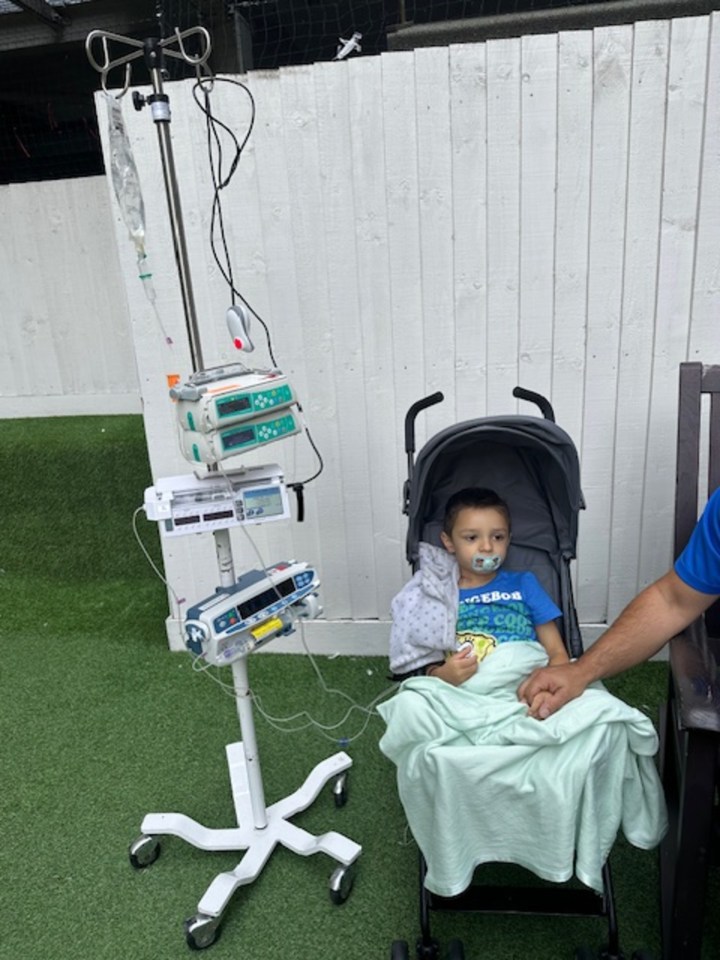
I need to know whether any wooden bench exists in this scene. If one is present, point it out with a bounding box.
[659,361,720,960]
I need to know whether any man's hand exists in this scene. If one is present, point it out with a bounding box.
[517,661,587,719]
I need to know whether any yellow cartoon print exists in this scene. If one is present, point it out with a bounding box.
[451,631,497,663]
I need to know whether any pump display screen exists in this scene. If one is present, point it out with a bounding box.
[237,577,295,620]
[217,395,252,417]
[243,486,284,518]
[222,426,255,450]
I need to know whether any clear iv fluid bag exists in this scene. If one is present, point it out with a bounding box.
[106,93,146,251]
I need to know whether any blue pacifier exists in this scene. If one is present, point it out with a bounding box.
[471,554,503,574]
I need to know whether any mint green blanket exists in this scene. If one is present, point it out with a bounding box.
[377,642,667,896]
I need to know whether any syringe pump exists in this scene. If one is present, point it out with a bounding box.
[143,463,289,537]
[184,560,321,665]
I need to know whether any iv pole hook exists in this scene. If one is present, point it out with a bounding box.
[172,26,212,66]
[85,26,214,372]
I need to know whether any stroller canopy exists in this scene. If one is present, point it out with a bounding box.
[406,416,584,566]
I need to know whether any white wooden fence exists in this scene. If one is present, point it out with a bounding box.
[2,13,720,652]
[0,177,140,417]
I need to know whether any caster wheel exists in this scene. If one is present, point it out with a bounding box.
[184,914,221,951]
[416,938,440,960]
[332,771,349,808]
[446,939,465,960]
[128,834,160,869]
[329,861,356,904]
[390,941,410,960]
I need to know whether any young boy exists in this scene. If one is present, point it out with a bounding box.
[389,487,569,682]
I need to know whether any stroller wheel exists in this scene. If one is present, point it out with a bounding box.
[446,939,465,960]
[390,940,410,960]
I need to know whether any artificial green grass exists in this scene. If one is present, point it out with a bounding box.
[3,415,719,960]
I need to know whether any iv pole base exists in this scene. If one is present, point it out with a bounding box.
[131,744,361,945]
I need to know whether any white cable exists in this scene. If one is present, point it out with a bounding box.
[132,485,396,745]
[131,506,185,618]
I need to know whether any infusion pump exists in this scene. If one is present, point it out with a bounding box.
[173,366,297,432]
[184,561,321,665]
[170,364,300,465]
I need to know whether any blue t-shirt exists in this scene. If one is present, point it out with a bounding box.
[455,569,561,662]
[674,487,720,594]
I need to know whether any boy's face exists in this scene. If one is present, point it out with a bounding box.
[440,506,510,579]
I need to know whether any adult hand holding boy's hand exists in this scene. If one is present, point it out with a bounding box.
[517,661,587,718]
[428,648,478,686]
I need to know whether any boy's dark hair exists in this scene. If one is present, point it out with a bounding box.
[442,487,511,536]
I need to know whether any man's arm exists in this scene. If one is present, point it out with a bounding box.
[518,570,718,718]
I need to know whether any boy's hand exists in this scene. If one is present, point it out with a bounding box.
[517,662,585,718]
[431,648,478,686]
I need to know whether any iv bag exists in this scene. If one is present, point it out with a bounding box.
[105,93,146,252]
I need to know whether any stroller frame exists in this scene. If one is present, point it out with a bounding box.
[391,388,650,960]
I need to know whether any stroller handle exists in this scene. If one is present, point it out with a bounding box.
[403,392,444,513]
[513,386,555,422]
[405,392,444,455]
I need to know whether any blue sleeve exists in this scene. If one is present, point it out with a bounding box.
[674,487,720,595]
[520,572,562,624]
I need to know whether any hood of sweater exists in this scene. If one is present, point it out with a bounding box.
[417,541,458,597]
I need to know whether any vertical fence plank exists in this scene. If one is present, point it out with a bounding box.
[415,46,456,438]
[553,30,592,448]
[639,15,710,590]
[607,19,669,622]
[347,55,404,616]
[519,32,557,405]
[486,37,521,416]
[689,12,720,364]
[381,50,425,581]
[576,24,632,622]
[311,61,377,618]
[450,42,488,422]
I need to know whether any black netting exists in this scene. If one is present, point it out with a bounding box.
[0,0,680,184]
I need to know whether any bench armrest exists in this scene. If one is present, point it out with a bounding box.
[669,617,720,732]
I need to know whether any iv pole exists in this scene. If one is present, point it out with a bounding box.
[85,28,360,950]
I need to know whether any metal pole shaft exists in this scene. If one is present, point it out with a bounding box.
[147,61,205,373]
[214,528,236,586]
[232,656,268,829]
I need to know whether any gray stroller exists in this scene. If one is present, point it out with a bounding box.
[391,387,652,960]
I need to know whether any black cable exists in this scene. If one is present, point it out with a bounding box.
[191,74,324,490]
[191,77,277,362]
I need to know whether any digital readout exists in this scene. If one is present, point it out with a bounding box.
[223,426,255,450]
[217,395,252,417]
[238,577,295,620]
